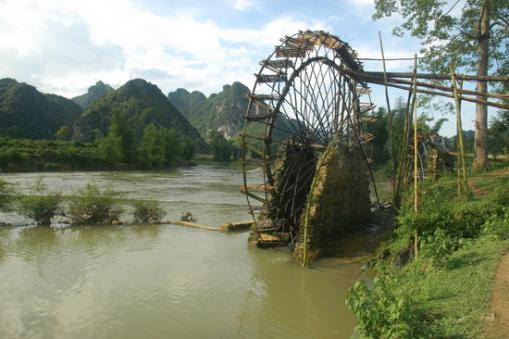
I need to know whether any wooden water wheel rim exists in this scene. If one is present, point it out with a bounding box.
[241,30,372,231]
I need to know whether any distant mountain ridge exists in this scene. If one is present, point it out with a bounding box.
[73,78,207,150]
[168,82,249,139]
[72,81,113,109]
[0,78,82,139]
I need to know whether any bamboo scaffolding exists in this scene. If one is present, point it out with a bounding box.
[358,78,509,111]
[359,72,509,101]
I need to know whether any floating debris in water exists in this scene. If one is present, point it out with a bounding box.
[180,212,197,222]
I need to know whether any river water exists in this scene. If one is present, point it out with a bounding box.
[0,166,357,339]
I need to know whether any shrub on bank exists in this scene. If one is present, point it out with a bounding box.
[132,200,165,223]
[68,183,123,224]
[16,178,62,226]
[395,182,509,256]
[347,274,430,338]
[0,178,15,211]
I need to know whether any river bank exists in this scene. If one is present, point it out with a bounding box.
[347,168,509,337]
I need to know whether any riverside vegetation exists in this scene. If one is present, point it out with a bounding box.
[0,178,166,226]
[346,170,509,338]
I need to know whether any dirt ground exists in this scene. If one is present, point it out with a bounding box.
[485,251,509,338]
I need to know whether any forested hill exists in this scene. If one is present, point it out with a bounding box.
[0,78,82,139]
[72,78,207,150]
[167,88,206,118]
[168,81,250,139]
[72,81,113,109]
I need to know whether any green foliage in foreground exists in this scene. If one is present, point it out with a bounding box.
[16,178,62,226]
[132,200,166,224]
[349,238,509,338]
[347,274,427,338]
[68,183,123,224]
[348,175,509,337]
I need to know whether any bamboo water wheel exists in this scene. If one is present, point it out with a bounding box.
[240,31,376,251]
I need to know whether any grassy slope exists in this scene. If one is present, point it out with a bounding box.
[398,238,509,337]
[360,167,509,337]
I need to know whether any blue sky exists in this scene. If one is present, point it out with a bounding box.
[0,0,491,136]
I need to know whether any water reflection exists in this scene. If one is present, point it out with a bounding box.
[239,247,358,339]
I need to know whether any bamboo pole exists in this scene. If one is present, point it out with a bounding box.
[358,57,417,61]
[362,71,509,82]
[173,220,223,231]
[450,66,469,196]
[458,78,468,194]
[412,54,419,259]
[378,31,396,199]
[394,59,416,209]
[359,78,509,111]
[360,72,509,101]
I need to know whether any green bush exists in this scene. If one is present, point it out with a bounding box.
[420,229,459,266]
[98,134,124,163]
[132,200,166,223]
[0,178,14,211]
[68,183,123,224]
[347,275,430,338]
[17,178,62,226]
[482,212,509,240]
[397,184,509,247]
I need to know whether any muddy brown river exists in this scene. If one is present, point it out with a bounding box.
[0,166,357,338]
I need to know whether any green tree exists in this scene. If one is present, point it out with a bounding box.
[180,137,195,161]
[489,110,509,155]
[139,123,165,168]
[160,128,180,165]
[365,107,390,165]
[98,134,124,163]
[54,126,72,141]
[373,0,509,171]
[209,131,233,162]
[111,109,136,162]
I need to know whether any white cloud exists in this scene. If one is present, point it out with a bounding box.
[0,0,327,97]
[346,0,374,8]
[232,0,258,11]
